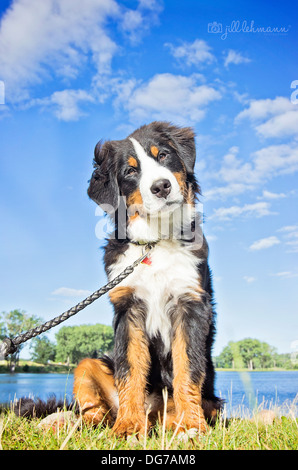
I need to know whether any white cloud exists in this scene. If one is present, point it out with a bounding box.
[51,90,94,121]
[223,50,251,68]
[166,39,215,67]
[32,89,95,121]
[0,0,163,103]
[252,144,298,178]
[116,73,221,124]
[249,236,280,251]
[236,96,298,138]
[277,225,298,233]
[285,231,298,238]
[0,0,121,99]
[256,110,298,138]
[258,190,286,200]
[285,239,298,253]
[236,96,293,121]
[51,287,92,298]
[203,183,253,200]
[121,10,143,32]
[274,271,292,277]
[210,201,274,221]
[204,142,298,202]
[218,146,253,184]
[276,225,298,253]
[272,271,298,278]
[138,0,159,7]
[243,276,256,283]
[218,143,298,185]
[205,234,217,242]
[120,0,163,42]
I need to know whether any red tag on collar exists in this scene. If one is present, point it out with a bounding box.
[141,255,152,266]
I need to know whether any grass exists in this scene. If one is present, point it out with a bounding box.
[1,404,297,450]
[1,364,297,450]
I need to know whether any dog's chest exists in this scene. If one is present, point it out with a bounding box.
[108,241,202,353]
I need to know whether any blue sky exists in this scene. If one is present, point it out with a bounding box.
[0,0,297,357]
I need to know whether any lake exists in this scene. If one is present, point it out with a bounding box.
[0,370,297,417]
[215,370,298,417]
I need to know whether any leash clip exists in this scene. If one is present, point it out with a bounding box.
[140,242,155,266]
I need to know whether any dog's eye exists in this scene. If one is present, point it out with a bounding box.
[159,151,169,161]
[126,167,137,176]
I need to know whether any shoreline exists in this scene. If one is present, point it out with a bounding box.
[1,360,297,374]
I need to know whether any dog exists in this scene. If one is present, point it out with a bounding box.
[73,121,222,437]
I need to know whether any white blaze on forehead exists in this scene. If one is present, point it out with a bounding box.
[129,137,183,214]
[129,137,161,173]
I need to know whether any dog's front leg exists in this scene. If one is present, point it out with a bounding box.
[110,292,150,437]
[113,323,150,437]
[170,295,212,434]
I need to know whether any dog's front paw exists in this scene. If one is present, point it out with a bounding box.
[112,416,147,438]
[167,414,208,436]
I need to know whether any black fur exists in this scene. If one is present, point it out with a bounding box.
[14,396,75,419]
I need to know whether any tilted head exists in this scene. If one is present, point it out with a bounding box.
[88,121,200,243]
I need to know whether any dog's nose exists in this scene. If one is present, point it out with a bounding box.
[150,179,172,199]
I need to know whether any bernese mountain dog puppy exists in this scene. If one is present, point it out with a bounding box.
[73,121,222,437]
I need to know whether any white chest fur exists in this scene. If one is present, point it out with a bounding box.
[108,241,203,353]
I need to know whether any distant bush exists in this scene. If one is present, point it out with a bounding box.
[55,323,114,364]
[214,338,297,370]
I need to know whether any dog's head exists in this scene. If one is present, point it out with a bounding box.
[88,121,200,242]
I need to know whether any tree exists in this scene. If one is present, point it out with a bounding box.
[215,338,279,370]
[55,324,114,364]
[0,310,42,371]
[256,342,276,369]
[30,336,56,364]
[214,344,233,368]
[238,338,262,370]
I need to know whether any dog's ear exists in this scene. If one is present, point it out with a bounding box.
[168,125,196,174]
[153,122,196,174]
[87,140,119,212]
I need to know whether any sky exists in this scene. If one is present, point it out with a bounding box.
[0,0,297,358]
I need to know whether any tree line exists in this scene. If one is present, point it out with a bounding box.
[0,310,114,368]
[214,338,296,370]
[1,310,296,370]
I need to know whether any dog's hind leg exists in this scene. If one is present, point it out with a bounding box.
[73,357,117,426]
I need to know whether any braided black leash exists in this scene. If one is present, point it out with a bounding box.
[0,244,154,359]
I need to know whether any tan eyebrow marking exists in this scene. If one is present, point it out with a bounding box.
[150,146,159,158]
[128,156,138,167]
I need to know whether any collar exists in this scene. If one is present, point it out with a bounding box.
[129,240,158,248]
[130,240,152,246]
[129,237,195,247]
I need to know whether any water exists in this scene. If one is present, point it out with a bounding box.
[0,373,74,404]
[215,371,298,417]
[0,371,297,417]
